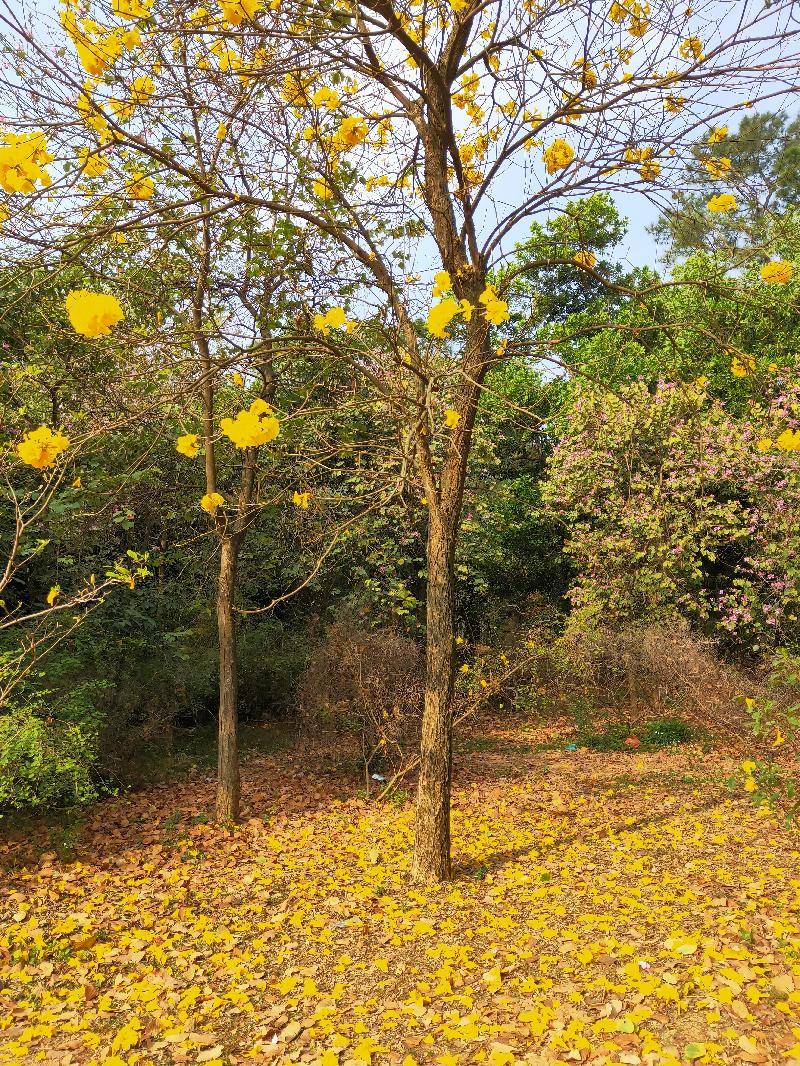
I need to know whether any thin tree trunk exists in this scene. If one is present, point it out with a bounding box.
[412,515,456,881]
[216,535,240,821]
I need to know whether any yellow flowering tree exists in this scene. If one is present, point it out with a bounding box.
[5,0,800,875]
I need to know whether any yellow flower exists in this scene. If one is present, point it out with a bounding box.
[760,260,793,285]
[176,433,200,458]
[313,177,333,200]
[0,131,52,194]
[427,297,461,339]
[707,193,737,213]
[479,284,510,325]
[775,428,800,451]
[573,250,596,269]
[220,399,280,449]
[129,76,155,108]
[332,115,368,151]
[432,270,452,297]
[679,36,704,60]
[543,139,574,175]
[60,12,126,77]
[608,2,628,22]
[201,491,225,514]
[126,172,154,200]
[77,147,109,177]
[741,760,757,775]
[639,160,661,181]
[47,585,61,606]
[444,409,461,429]
[664,94,685,113]
[703,156,731,179]
[65,290,124,337]
[218,0,264,24]
[743,776,757,793]
[112,0,152,17]
[708,126,728,144]
[731,354,754,377]
[292,490,311,509]
[312,86,340,111]
[16,426,70,469]
[774,728,785,747]
[314,306,348,334]
[459,299,475,321]
[756,438,772,452]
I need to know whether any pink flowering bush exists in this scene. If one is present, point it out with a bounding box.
[544,379,800,651]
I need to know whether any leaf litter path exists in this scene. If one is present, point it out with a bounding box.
[2,725,800,1066]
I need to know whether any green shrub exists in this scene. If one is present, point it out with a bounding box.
[0,698,98,811]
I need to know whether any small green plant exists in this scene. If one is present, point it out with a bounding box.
[579,723,631,751]
[640,717,693,746]
[577,717,693,751]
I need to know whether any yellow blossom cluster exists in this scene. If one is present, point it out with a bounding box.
[220,398,280,449]
[679,36,704,61]
[707,193,737,213]
[573,250,597,269]
[0,132,52,194]
[112,0,152,17]
[16,426,70,470]
[479,284,510,325]
[65,290,125,338]
[427,297,464,338]
[312,86,340,111]
[292,490,311,509]
[611,2,651,37]
[761,260,793,285]
[731,354,755,378]
[623,146,660,180]
[312,177,333,200]
[313,306,350,334]
[60,8,134,78]
[431,270,452,298]
[77,147,109,178]
[664,94,685,114]
[176,434,200,458]
[452,72,484,125]
[126,172,154,200]
[200,491,225,514]
[703,156,731,179]
[427,284,508,338]
[758,428,800,452]
[218,0,264,24]
[331,116,368,153]
[543,139,574,175]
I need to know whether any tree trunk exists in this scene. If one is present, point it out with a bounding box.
[216,535,240,822]
[412,515,456,881]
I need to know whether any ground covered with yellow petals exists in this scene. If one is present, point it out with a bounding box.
[2,722,800,1066]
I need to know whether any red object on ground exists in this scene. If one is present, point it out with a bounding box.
[625,736,641,748]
